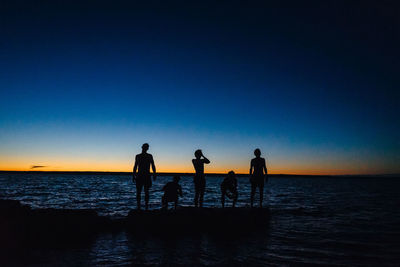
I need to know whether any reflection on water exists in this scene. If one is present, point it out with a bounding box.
[1,173,400,265]
[88,230,271,266]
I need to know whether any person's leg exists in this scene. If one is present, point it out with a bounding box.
[250,183,256,208]
[174,199,178,210]
[259,184,264,208]
[136,183,143,210]
[199,188,203,207]
[194,183,199,207]
[232,191,238,208]
[162,195,167,209]
[221,190,226,208]
[199,182,205,207]
[144,187,150,210]
[144,176,152,210]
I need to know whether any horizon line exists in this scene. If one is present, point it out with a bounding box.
[0,170,398,177]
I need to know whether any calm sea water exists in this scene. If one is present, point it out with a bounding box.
[1,173,400,266]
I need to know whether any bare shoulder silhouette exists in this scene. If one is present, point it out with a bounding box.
[135,153,154,174]
[251,157,266,175]
[192,158,210,174]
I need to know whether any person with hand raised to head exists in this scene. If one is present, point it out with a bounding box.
[192,149,210,208]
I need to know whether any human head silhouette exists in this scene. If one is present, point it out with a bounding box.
[228,170,235,177]
[254,148,261,157]
[142,143,149,152]
[173,175,180,183]
[194,149,202,159]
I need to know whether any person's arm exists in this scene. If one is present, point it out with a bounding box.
[151,155,157,181]
[132,155,138,182]
[263,158,268,181]
[201,153,210,164]
[249,160,253,176]
[202,156,210,164]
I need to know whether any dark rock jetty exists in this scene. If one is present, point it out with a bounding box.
[0,199,269,247]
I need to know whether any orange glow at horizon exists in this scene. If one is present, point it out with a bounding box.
[0,156,395,175]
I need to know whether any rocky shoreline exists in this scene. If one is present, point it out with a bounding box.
[0,199,270,246]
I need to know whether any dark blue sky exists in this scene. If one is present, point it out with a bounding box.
[1,1,399,173]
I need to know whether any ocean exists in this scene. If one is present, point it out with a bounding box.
[1,173,399,266]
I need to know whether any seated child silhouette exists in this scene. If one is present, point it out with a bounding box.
[162,175,183,209]
[221,171,238,208]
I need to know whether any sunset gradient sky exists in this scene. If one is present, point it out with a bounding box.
[1,1,399,174]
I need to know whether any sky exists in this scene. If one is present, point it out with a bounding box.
[0,0,399,174]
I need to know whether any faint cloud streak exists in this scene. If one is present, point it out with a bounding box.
[30,165,47,169]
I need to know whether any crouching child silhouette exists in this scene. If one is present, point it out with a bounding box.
[162,176,183,210]
[221,171,238,208]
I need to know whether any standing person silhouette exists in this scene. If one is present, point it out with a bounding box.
[132,143,156,210]
[192,149,210,207]
[250,148,268,208]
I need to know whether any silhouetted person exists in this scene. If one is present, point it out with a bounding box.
[132,143,156,210]
[192,149,210,207]
[162,175,183,210]
[250,148,268,208]
[221,171,238,208]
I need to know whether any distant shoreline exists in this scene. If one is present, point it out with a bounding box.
[0,170,398,178]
